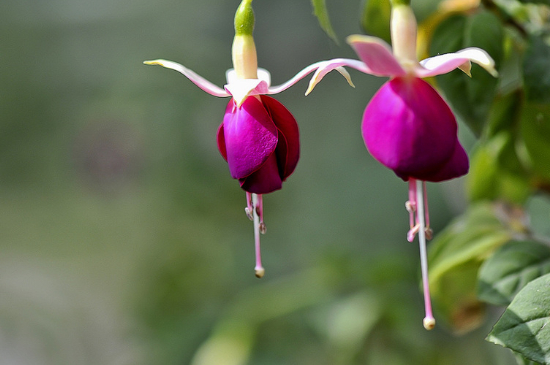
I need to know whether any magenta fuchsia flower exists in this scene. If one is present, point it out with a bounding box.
[142,63,333,279]
[306,4,497,329]
[307,36,496,193]
[145,0,351,278]
[216,75,300,195]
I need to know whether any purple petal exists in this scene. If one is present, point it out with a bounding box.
[222,97,278,179]
[417,141,469,182]
[347,35,407,77]
[216,122,227,161]
[239,152,283,194]
[260,95,300,180]
[362,77,462,181]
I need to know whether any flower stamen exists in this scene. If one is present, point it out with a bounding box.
[407,179,433,242]
[255,194,267,234]
[422,182,433,240]
[245,192,254,220]
[406,180,417,242]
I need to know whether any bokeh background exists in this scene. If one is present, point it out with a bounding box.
[0,0,519,364]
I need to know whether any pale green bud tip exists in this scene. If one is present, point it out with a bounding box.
[234,0,255,36]
[390,0,411,7]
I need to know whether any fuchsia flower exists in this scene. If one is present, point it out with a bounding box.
[217,72,300,195]
[307,34,496,190]
[145,0,351,278]
[306,4,497,329]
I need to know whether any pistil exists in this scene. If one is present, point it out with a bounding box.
[245,193,265,278]
[406,179,435,329]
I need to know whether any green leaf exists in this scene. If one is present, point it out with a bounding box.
[464,11,504,69]
[430,14,466,64]
[311,0,338,43]
[466,90,534,204]
[430,11,503,136]
[520,102,550,182]
[191,268,333,365]
[429,204,512,279]
[527,195,550,239]
[517,0,550,8]
[478,240,550,306]
[487,273,550,364]
[485,90,522,138]
[523,35,550,103]
[467,137,531,204]
[361,0,391,43]
[428,203,512,332]
[516,352,545,365]
[467,143,500,201]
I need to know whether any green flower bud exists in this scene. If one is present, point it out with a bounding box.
[390,0,411,6]
[235,0,255,36]
[232,0,258,79]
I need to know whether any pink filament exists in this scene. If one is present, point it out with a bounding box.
[245,192,254,220]
[406,179,431,242]
[407,179,417,242]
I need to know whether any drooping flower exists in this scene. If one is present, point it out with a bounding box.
[306,2,497,329]
[145,0,351,278]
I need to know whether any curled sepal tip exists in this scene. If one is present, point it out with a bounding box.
[419,48,498,79]
[458,48,498,78]
[305,63,356,96]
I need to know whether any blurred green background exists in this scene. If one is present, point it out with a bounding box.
[0,0,518,364]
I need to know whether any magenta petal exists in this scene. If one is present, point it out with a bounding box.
[217,122,227,161]
[362,77,462,182]
[260,95,300,180]
[222,97,278,179]
[418,141,469,182]
[239,152,283,194]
